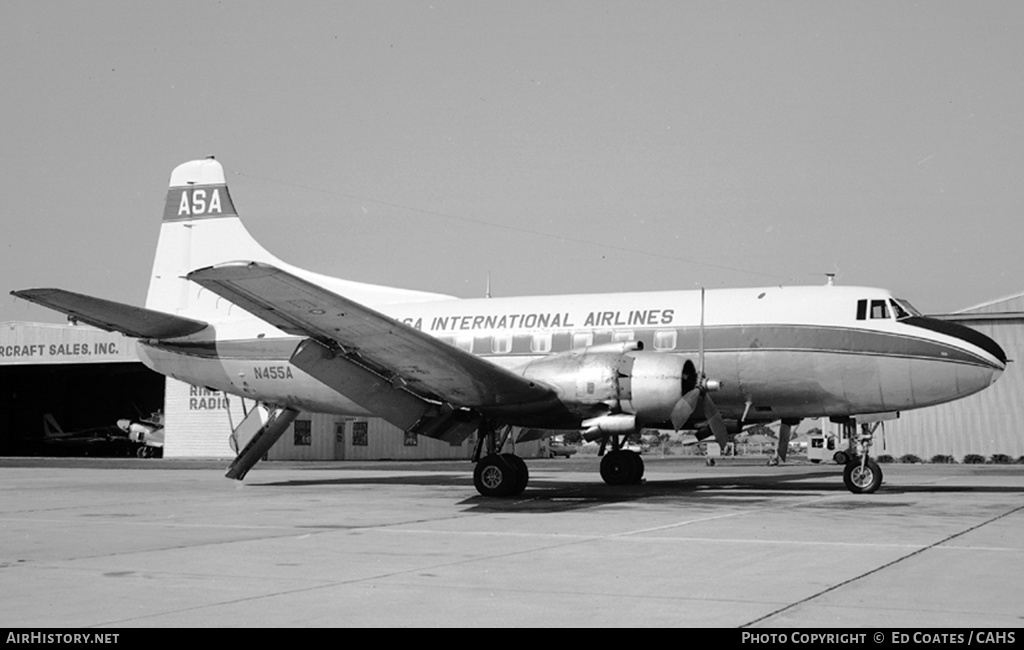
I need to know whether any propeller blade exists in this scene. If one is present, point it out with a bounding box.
[670,389,700,430]
[699,287,706,375]
[703,394,730,450]
[777,421,793,463]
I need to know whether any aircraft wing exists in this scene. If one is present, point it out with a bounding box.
[186,262,559,413]
[10,289,208,339]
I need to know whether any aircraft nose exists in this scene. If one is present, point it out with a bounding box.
[908,316,1007,372]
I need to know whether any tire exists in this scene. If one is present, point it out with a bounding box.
[843,458,883,494]
[473,455,518,497]
[632,452,645,483]
[600,450,640,485]
[501,453,529,495]
[834,451,850,466]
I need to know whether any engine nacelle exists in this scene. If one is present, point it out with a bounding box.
[517,342,693,424]
[619,352,692,422]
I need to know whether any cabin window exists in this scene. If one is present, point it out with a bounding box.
[455,336,473,353]
[531,333,552,353]
[572,332,593,349]
[612,330,635,343]
[653,329,677,351]
[492,334,512,354]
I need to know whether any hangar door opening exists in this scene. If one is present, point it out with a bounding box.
[0,362,165,456]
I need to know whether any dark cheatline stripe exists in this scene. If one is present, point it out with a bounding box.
[148,322,999,370]
[902,317,1006,366]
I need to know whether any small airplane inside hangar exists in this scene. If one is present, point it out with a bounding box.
[0,322,164,456]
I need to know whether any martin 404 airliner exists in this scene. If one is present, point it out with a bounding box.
[13,158,1006,496]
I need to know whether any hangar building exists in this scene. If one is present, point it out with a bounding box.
[0,321,492,460]
[879,293,1024,461]
[0,322,163,456]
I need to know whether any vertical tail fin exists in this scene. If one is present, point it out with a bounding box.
[146,157,282,319]
[146,157,454,323]
[43,413,63,437]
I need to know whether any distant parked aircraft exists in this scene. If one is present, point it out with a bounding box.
[116,411,164,458]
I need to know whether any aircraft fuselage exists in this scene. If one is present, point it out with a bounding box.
[137,283,1006,429]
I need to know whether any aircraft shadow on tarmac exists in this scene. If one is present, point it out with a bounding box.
[255,467,1024,513]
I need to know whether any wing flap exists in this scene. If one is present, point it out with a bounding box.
[186,262,556,409]
[11,288,208,339]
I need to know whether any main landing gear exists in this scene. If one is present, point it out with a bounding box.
[472,421,529,497]
[598,438,644,486]
[841,421,883,494]
[469,421,645,496]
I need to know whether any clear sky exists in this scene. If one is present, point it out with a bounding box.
[2,1,1022,324]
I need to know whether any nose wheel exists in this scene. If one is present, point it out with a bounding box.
[843,457,882,493]
[842,422,883,494]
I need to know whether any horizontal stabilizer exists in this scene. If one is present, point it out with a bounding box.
[11,288,208,339]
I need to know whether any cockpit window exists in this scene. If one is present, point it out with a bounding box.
[856,298,895,320]
[870,300,889,319]
[890,298,921,320]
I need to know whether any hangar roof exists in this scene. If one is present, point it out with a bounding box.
[944,291,1024,322]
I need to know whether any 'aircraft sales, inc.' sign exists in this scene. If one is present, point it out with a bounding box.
[0,324,138,365]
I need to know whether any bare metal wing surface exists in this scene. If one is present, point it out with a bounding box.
[186,262,559,414]
[10,288,208,340]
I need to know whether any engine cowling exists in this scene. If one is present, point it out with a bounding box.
[620,351,694,422]
[517,342,694,425]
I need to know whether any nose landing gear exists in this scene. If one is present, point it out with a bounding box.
[842,422,883,494]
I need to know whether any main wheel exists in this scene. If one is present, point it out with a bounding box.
[501,453,529,495]
[474,455,519,497]
[843,458,882,494]
[600,450,641,485]
[632,452,645,483]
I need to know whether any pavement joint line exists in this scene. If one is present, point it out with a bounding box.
[739,501,1024,628]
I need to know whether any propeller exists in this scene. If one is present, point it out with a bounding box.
[670,288,729,450]
[776,420,793,463]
